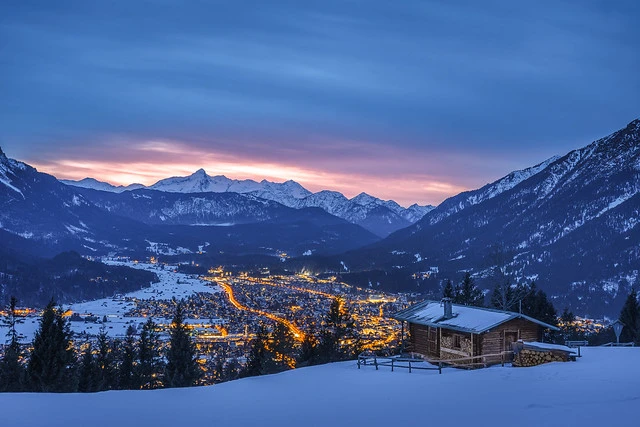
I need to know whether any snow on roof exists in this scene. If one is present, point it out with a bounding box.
[522,341,576,353]
[393,300,560,333]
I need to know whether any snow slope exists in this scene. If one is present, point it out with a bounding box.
[1,347,637,427]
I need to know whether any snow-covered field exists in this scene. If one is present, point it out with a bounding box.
[1,347,637,426]
[1,260,220,340]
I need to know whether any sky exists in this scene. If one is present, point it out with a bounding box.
[1,1,638,206]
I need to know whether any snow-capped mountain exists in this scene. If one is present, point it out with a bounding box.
[62,169,434,236]
[343,119,640,316]
[0,147,154,255]
[60,177,145,193]
[0,149,378,257]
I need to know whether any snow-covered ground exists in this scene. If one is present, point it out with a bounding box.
[1,260,220,340]
[1,347,637,426]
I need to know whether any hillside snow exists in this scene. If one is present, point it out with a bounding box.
[1,347,637,427]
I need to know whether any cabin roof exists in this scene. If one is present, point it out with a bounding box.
[393,300,560,333]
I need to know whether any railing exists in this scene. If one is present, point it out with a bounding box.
[565,340,588,357]
[357,352,442,374]
[357,351,515,373]
[600,342,635,347]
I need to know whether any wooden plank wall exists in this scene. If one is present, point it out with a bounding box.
[479,318,542,356]
[409,323,430,356]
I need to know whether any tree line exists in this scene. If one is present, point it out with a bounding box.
[0,295,362,392]
[442,271,640,345]
[0,297,200,392]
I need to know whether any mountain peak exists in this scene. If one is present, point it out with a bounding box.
[193,168,208,177]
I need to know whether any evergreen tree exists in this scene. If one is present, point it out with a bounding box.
[619,289,639,343]
[0,296,25,391]
[95,328,118,390]
[164,301,201,387]
[442,279,455,299]
[317,297,358,363]
[455,272,484,307]
[560,307,576,324]
[297,326,319,366]
[118,325,136,389]
[521,283,557,326]
[136,318,162,389]
[77,343,99,392]
[26,300,76,392]
[240,323,272,377]
[270,322,296,371]
[222,358,240,382]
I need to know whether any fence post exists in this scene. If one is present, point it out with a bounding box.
[391,359,394,372]
[357,357,361,369]
[501,353,504,367]
[374,355,378,371]
[409,361,412,373]
[438,362,442,374]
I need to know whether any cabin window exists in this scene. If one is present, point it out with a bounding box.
[453,334,461,349]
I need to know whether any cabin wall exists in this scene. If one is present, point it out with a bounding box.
[439,329,473,360]
[479,318,543,363]
[409,323,429,357]
[409,317,546,364]
[408,323,439,358]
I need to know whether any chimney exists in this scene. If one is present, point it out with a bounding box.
[442,297,453,319]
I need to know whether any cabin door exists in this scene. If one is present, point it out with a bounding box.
[427,327,438,356]
[503,332,518,361]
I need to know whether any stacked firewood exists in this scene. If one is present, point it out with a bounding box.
[513,349,568,367]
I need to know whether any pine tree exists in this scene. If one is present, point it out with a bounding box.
[619,289,639,343]
[240,323,272,377]
[442,279,455,299]
[560,308,576,324]
[270,322,295,371]
[317,297,357,363]
[521,283,557,325]
[118,325,136,390]
[95,328,119,390]
[222,358,240,382]
[164,301,201,387]
[77,342,99,392]
[298,326,319,366]
[26,300,77,392]
[455,272,484,307]
[0,296,25,392]
[136,318,162,389]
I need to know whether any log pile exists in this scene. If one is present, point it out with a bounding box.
[513,349,569,367]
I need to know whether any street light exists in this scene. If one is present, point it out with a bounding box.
[612,319,624,346]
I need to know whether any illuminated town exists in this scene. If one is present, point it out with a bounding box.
[1,257,409,384]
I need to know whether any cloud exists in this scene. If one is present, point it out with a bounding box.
[3,0,639,205]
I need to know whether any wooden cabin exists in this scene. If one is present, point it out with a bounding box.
[393,298,559,364]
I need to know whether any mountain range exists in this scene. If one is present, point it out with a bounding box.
[0,147,379,259]
[337,119,640,317]
[63,170,434,237]
[2,118,639,315]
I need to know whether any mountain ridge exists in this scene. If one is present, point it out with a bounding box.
[61,170,434,236]
[332,118,640,316]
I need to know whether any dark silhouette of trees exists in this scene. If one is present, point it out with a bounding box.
[26,300,76,392]
[0,296,25,391]
[136,318,163,389]
[454,272,484,307]
[619,288,639,343]
[164,301,201,387]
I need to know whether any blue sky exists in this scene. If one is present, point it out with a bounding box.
[1,0,638,205]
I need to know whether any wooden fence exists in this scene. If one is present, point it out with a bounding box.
[357,351,515,373]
